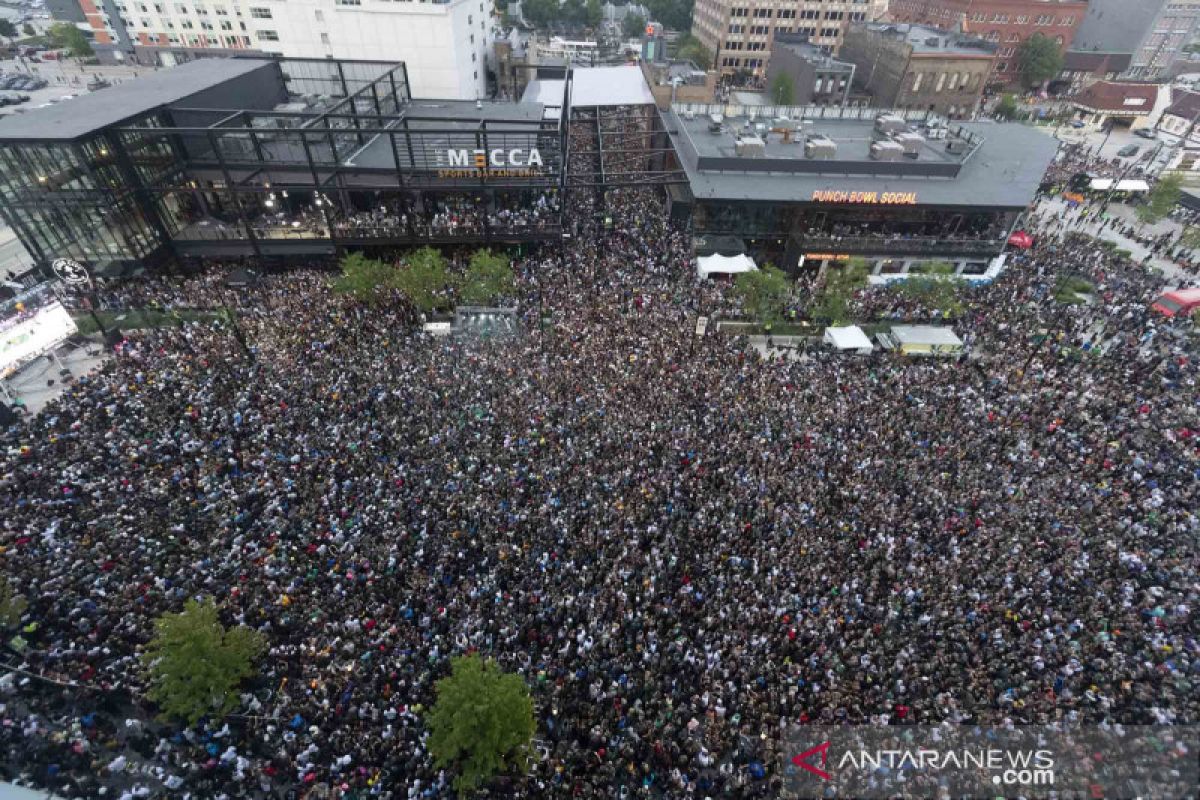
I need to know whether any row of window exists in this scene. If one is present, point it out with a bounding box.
[981,30,1064,48]
[968,11,1074,26]
[730,7,854,19]
[721,56,764,68]
[125,15,246,30]
[909,70,981,93]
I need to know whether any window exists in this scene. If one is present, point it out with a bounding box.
[248,6,270,17]
[334,0,361,6]
[320,32,329,43]
[777,9,794,18]
[255,28,278,40]
[200,19,213,29]
[1061,15,1075,25]
[995,61,1007,72]
[820,27,839,37]
[800,9,818,19]
[1015,14,1028,24]
[935,72,946,91]
[730,7,748,17]
[1036,14,1053,25]
[825,10,843,20]
[969,12,986,22]
[849,11,865,21]
[314,8,322,19]
[947,72,958,90]
[911,72,923,91]
[728,23,743,32]
[752,8,771,17]
[180,18,193,28]
[219,19,231,29]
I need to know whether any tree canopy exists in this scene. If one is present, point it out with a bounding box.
[394,246,453,313]
[428,655,536,797]
[809,258,870,325]
[993,94,1020,121]
[141,599,266,725]
[675,34,712,70]
[770,72,795,105]
[333,252,397,305]
[0,576,27,630]
[1137,173,1182,225]
[734,262,791,322]
[1015,33,1063,89]
[622,12,647,39]
[0,20,18,39]
[891,261,964,317]
[48,22,93,56]
[460,249,515,305]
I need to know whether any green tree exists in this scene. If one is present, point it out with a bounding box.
[622,12,646,38]
[809,257,870,325]
[675,34,712,70]
[47,22,93,56]
[585,0,603,27]
[460,248,515,305]
[0,576,27,629]
[1137,172,1183,224]
[0,20,18,39]
[394,246,452,313]
[560,0,586,25]
[646,0,692,30]
[770,72,795,105]
[522,0,557,27]
[333,251,396,305]
[893,261,964,316]
[734,262,791,322]
[1180,224,1200,250]
[141,599,266,725]
[428,654,536,797]
[994,94,1020,121]
[21,22,35,37]
[1015,33,1063,90]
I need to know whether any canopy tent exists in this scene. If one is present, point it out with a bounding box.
[882,325,963,355]
[694,234,749,257]
[1115,178,1150,193]
[1089,177,1114,191]
[824,325,874,353]
[696,253,757,279]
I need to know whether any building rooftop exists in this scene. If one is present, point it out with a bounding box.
[1071,80,1159,114]
[1163,89,1200,121]
[667,107,1057,209]
[0,57,276,142]
[855,22,997,58]
[773,33,854,71]
[522,65,655,108]
[1063,50,1132,74]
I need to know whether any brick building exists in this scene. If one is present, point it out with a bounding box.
[840,21,996,117]
[887,0,1086,82]
[765,33,856,105]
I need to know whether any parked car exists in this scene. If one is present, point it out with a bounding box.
[1117,144,1140,157]
[1070,120,1086,128]
[1134,128,1157,140]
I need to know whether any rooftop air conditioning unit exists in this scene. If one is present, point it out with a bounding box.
[946,138,969,155]
[684,109,696,120]
[805,135,837,159]
[735,134,766,157]
[708,112,724,133]
[870,140,905,161]
[923,122,948,140]
[894,131,924,157]
[874,113,907,135]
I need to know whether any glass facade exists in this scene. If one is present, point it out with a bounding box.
[0,58,566,274]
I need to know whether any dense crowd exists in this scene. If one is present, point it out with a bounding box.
[1,113,1198,800]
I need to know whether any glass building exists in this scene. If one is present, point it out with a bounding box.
[0,57,568,274]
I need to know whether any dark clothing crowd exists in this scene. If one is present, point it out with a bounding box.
[0,116,1197,800]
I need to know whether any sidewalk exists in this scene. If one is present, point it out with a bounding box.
[1033,196,1192,283]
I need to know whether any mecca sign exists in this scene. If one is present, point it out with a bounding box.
[437,147,545,179]
[811,190,919,205]
[51,257,90,286]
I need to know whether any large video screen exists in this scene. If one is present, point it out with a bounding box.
[0,288,78,378]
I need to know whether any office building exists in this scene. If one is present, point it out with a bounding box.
[886,0,1086,82]
[765,33,855,106]
[690,0,888,76]
[664,104,1055,277]
[1068,0,1200,82]
[80,0,490,100]
[839,22,995,118]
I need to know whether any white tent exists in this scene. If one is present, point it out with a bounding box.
[696,253,757,279]
[1115,178,1150,192]
[823,325,874,353]
[1090,177,1114,191]
[883,325,964,355]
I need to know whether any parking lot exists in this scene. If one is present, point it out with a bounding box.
[0,57,157,117]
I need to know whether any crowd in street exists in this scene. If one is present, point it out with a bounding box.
[0,112,1198,800]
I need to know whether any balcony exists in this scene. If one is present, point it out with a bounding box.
[791,234,1006,257]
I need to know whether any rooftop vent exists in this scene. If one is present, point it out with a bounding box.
[735,134,766,158]
[870,140,905,162]
[708,112,724,133]
[874,113,907,135]
[894,131,925,157]
[805,134,837,159]
[946,139,970,155]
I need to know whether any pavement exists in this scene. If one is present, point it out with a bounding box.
[1034,195,1193,283]
[0,57,159,116]
[0,225,32,277]
[3,339,111,416]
